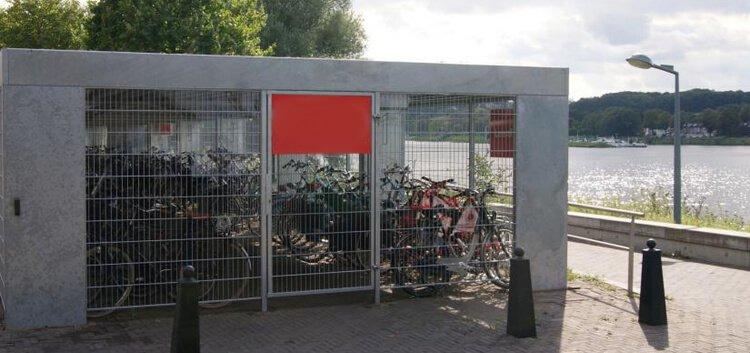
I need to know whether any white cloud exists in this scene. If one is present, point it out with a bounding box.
[353,0,750,99]
[3,0,747,100]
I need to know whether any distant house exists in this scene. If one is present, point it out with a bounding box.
[643,128,667,137]
[683,123,713,138]
[741,122,750,135]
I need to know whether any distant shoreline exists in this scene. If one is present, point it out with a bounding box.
[569,137,750,147]
[407,135,750,147]
[645,136,750,146]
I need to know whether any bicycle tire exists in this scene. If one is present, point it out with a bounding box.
[394,233,448,297]
[480,226,512,289]
[198,240,254,309]
[86,246,135,318]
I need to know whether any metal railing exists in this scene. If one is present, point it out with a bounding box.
[567,202,644,297]
[490,194,645,297]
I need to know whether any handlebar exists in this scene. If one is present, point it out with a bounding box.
[421,176,455,184]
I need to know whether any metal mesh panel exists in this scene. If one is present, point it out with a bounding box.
[269,153,372,295]
[377,94,516,293]
[85,89,261,312]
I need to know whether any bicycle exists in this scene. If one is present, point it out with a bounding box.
[85,147,258,316]
[384,173,513,296]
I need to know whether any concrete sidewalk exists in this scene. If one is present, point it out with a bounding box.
[567,241,750,306]
[0,243,748,352]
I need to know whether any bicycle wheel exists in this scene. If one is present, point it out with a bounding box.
[480,226,512,288]
[86,245,135,318]
[351,233,371,270]
[196,239,254,309]
[394,233,448,297]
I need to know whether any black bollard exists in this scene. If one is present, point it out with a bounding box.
[171,265,200,353]
[638,239,667,326]
[506,247,536,338]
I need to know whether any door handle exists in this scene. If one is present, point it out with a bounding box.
[13,198,20,216]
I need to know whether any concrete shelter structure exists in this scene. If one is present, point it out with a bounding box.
[0,49,568,329]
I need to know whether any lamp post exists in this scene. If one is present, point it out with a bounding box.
[626,54,681,224]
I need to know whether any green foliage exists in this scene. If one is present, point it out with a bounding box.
[87,0,272,55]
[570,90,750,137]
[566,269,618,292]
[0,0,88,49]
[578,107,641,136]
[642,109,671,129]
[261,0,365,58]
[474,154,508,190]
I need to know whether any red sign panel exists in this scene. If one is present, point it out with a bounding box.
[272,94,372,155]
[489,109,514,158]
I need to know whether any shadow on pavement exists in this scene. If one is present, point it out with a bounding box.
[640,323,670,350]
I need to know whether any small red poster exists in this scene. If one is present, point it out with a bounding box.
[272,94,372,155]
[489,109,514,158]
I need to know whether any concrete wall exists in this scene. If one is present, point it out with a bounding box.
[568,212,750,268]
[515,95,569,290]
[2,49,568,97]
[1,85,86,328]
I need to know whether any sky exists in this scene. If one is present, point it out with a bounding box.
[351,0,750,100]
[2,0,748,100]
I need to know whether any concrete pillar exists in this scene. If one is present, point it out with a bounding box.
[1,85,86,328]
[514,95,569,291]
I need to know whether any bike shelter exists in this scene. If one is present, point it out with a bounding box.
[0,49,569,329]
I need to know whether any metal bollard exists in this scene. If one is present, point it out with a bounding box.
[171,265,201,353]
[638,239,667,326]
[506,247,537,338]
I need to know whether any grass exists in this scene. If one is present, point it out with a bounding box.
[568,270,677,301]
[566,268,618,292]
[570,188,749,233]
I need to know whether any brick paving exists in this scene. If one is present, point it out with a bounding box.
[0,243,748,353]
[568,241,750,307]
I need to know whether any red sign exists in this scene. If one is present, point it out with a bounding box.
[272,94,372,155]
[158,123,173,135]
[489,109,514,158]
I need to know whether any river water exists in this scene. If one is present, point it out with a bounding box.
[404,141,750,222]
[569,146,750,221]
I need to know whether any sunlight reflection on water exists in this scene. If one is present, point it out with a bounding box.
[406,142,750,222]
[569,146,750,221]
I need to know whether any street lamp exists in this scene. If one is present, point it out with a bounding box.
[626,54,682,224]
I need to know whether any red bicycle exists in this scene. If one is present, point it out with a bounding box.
[391,176,512,296]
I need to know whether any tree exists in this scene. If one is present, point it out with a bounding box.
[0,0,87,50]
[261,0,365,58]
[88,0,271,56]
[587,107,642,136]
[642,109,671,130]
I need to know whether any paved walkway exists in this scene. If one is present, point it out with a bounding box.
[567,240,750,308]
[0,243,748,353]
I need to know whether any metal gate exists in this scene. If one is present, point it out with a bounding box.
[85,89,262,313]
[375,94,516,295]
[264,92,376,297]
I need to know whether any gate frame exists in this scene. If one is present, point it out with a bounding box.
[262,90,378,305]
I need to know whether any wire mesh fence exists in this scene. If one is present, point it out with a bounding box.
[85,89,262,313]
[84,90,515,313]
[377,94,516,293]
[269,154,371,295]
